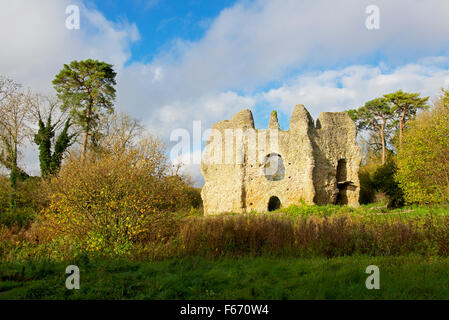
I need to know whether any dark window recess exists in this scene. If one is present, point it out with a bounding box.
[268,196,281,211]
[336,159,349,205]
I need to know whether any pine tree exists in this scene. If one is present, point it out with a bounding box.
[53,59,116,161]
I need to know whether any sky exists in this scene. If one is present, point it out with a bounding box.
[2,0,449,185]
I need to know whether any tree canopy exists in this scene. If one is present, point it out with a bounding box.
[348,97,394,165]
[53,59,117,160]
[396,89,449,204]
[383,90,429,148]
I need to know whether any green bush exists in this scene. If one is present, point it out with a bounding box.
[372,161,404,208]
[359,171,375,204]
[0,175,9,208]
[0,208,36,228]
[38,135,198,257]
[0,175,42,227]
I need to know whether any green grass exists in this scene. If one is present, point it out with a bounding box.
[199,203,449,218]
[274,203,449,218]
[1,255,449,299]
[2,203,449,300]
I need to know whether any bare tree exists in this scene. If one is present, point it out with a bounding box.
[30,95,68,132]
[0,76,34,208]
[91,112,144,152]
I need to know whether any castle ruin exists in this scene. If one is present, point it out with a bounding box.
[200,104,361,215]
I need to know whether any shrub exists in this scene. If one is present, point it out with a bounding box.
[0,175,9,209]
[0,207,36,228]
[359,170,375,204]
[39,134,197,256]
[372,161,404,208]
[0,175,45,211]
[0,175,43,227]
[184,186,202,209]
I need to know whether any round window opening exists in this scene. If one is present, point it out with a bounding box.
[263,153,285,181]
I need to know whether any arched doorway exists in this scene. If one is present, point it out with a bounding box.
[268,196,281,211]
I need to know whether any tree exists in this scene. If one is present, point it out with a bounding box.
[52,59,117,161]
[90,112,143,153]
[33,96,76,177]
[396,89,449,204]
[372,161,404,208]
[348,97,394,165]
[359,169,375,204]
[383,90,429,148]
[0,76,33,208]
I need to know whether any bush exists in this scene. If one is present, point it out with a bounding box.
[0,208,36,228]
[0,175,45,210]
[184,186,202,209]
[0,175,9,208]
[39,134,198,256]
[0,175,43,227]
[372,161,404,208]
[359,170,375,204]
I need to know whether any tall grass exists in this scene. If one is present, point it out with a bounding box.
[174,212,449,258]
[2,204,449,262]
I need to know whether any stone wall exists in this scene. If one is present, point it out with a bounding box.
[311,112,361,206]
[201,104,361,215]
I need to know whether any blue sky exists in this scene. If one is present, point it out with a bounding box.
[2,0,449,183]
[88,0,449,131]
[88,0,238,64]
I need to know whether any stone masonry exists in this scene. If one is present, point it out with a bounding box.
[200,104,362,215]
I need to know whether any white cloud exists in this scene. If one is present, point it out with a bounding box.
[0,0,139,175]
[260,60,449,121]
[114,0,449,138]
[0,0,139,93]
[171,150,204,186]
[145,0,160,10]
[138,0,449,95]
[3,0,449,182]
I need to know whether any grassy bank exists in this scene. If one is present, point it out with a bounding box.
[1,255,449,299]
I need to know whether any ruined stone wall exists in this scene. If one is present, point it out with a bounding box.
[311,112,362,206]
[201,104,361,215]
[200,110,253,214]
[243,105,316,213]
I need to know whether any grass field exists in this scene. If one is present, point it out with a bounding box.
[274,203,449,218]
[2,203,449,300]
[1,255,449,300]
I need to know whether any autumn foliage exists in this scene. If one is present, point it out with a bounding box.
[38,135,198,255]
[396,89,449,204]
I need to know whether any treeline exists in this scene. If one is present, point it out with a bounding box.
[348,89,449,207]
